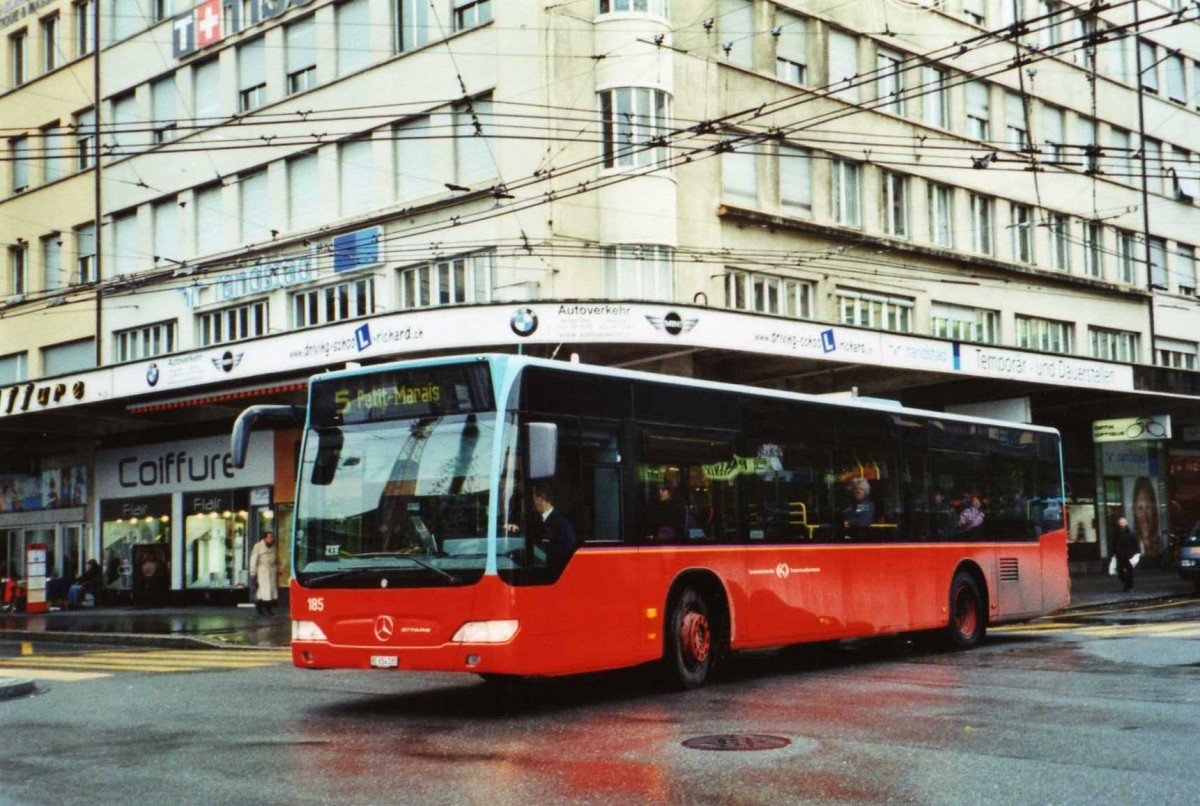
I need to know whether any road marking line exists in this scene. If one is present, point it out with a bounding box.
[0,667,110,681]
[0,659,203,672]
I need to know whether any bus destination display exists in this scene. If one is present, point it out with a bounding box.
[312,363,493,426]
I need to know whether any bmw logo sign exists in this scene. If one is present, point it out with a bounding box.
[146,363,160,387]
[510,308,538,337]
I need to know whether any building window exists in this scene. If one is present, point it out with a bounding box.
[1010,203,1034,264]
[9,29,27,87]
[966,81,989,141]
[154,0,174,23]
[74,223,95,284]
[962,0,984,26]
[1156,338,1198,370]
[151,76,177,143]
[605,245,673,300]
[42,339,94,375]
[199,301,269,346]
[455,97,494,183]
[931,302,998,344]
[41,14,59,73]
[1089,327,1140,363]
[109,91,138,155]
[1116,230,1138,284]
[286,16,317,94]
[40,124,63,184]
[1109,127,1132,183]
[725,270,813,318]
[774,10,807,84]
[41,233,62,291]
[395,116,439,200]
[719,0,754,68]
[152,198,180,265]
[1177,245,1196,295]
[0,352,27,384]
[292,278,376,327]
[238,38,267,113]
[969,194,992,255]
[399,252,493,308]
[722,148,756,206]
[8,246,28,296]
[1077,115,1098,173]
[195,183,226,254]
[1139,39,1158,94]
[600,88,670,169]
[10,137,29,194]
[1046,213,1069,270]
[778,144,811,217]
[881,171,908,238]
[1166,52,1185,103]
[115,321,176,363]
[397,0,435,52]
[928,182,953,248]
[111,210,139,276]
[599,0,669,15]
[74,0,93,58]
[1042,106,1064,163]
[1005,91,1027,151]
[337,0,371,76]
[110,0,142,41]
[1040,0,1064,49]
[339,138,374,217]
[1082,220,1103,278]
[1149,237,1168,289]
[837,290,913,332]
[1144,138,1164,195]
[239,171,270,244]
[832,159,861,228]
[923,65,948,128]
[454,0,492,30]
[828,29,859,102]
[877,49,905,116]
[1016,315,1074,354]
[193,58,221,122]
[287,152,319,231]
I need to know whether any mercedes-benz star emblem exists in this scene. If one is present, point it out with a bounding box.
[373,615,395,642]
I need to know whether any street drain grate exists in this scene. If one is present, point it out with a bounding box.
[681,734,791,752]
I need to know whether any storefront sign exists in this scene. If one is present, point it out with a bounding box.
[1099,444,1154,477]
[1093,415,1172,443]
[0,0,54,31]
[178,250,316,309]
[959,346,1133,391]
[171,0,315,59]
[333,227,382,274]
[100,495,173,521]
[96,432,274,498]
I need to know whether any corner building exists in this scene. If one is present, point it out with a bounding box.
[2,0,1199,602]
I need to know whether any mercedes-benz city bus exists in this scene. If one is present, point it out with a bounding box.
[232,353,1069,688]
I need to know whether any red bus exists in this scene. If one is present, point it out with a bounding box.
[232,353,1069,688]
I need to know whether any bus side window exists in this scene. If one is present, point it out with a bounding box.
[578,421,622,544]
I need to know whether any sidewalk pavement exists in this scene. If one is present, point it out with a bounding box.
[2,569,1196,699]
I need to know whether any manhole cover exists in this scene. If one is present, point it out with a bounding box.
[681,734,791,751]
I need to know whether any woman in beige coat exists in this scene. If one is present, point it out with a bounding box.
[249,531,278,615]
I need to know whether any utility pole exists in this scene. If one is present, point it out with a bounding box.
[92,0,102,367]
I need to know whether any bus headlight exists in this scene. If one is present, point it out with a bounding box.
[292,620,328,642]
[451,620,519,643]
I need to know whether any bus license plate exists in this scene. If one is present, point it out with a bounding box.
[370,655,399,668]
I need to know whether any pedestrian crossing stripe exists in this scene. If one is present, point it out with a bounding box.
[0,668,111,681]
[992,620,1200,638]
[0,649,291,676]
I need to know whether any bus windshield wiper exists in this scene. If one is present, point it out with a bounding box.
[303,567,386,586]
[353,552,463,585]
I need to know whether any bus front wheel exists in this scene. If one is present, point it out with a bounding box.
[665,587,713,689]
[948,571,986,649]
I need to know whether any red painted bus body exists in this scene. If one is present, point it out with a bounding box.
[291,535,1069,676]
[239,353,1071,685]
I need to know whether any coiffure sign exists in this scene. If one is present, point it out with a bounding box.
[95,432,273,498]
[171,0,315,59]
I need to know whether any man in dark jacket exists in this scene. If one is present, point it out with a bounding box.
[1114,516,1140,592]
[531,482,577,571]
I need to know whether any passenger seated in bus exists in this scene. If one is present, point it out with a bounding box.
[956,494,985,536]
[929,491,956,540]
[841,478,875,540]
[647,483,687,542]
[530,482,578,570]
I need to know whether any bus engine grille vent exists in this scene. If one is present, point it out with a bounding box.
[999,557,1020,582]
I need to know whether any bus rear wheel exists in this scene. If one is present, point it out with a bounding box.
[666,587,713,689]
[948,571,986,649]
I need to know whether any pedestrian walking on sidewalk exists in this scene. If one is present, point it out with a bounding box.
[1114,516,1140,592]
[249,531,278,615]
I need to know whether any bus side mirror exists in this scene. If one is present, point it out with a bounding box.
[231,405,306,468]
[527,422,557,480]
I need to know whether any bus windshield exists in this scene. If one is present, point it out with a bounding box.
[294,413,496,587]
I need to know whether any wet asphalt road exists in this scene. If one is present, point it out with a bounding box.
[1,598,1198,806]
